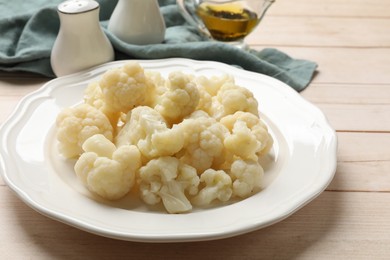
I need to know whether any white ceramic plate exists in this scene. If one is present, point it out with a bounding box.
[0,59,337,242]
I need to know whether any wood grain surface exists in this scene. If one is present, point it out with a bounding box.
[1,0,390,259]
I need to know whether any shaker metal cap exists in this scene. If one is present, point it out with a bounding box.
[58,0,99,14]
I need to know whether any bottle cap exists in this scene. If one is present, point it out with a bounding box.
[58,0,99,14]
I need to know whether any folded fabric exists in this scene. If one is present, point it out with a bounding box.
[0,0,317,91]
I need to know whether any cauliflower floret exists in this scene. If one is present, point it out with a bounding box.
[220,111,273,160]
[195,74,234,97]
[138,156,200,214]
[229,159,264,198]
[83,81,123,130]
[178,111,229,173]
[145,70,165,89]
[74,134,141,200]
[155,71,200,124]
[99,61,154,114]
[56,104,113,158]
[192,169,232,206]
[193,74,241,117]
[209,82,259,120]
[195,84,212,113]
[145,70,166,104]
[116,106,184,160]
[84,81,105,110]
[57,61,275,213]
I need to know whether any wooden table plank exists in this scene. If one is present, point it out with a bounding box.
[1,188,389,259]
[330,161,390,192]
[317,103,390,132]
[267,0,390,18]
[337,132,390,162]
[248,16,390,48]
[255,47,390,85]
[0,78,48,95]
[332,132,390,192]
[302,83,390,104]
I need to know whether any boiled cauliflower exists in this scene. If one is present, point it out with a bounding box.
[57,62,274,213]
[56,104,113,158]
[209,82,259,120]
[229,159,263,198]
[84,81,105,110]
[74,134,141,200]
[195,84,213,113]
[221,111,273,160]
[83,81,123,129]
[99,61,154,114]
[155,71,200,124]
[142,70,170,110]
[178,111,229,173]
[192,169,232,206]
[116,106,184,160]
[138,156,200,214]
[195,74,234,97]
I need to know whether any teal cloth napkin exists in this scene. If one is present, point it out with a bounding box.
[0,0,317,91]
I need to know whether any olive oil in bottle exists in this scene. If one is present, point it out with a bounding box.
[196,2,259,41]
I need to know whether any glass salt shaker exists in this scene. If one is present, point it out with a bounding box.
[108,0,166,45]
[51,0,114,77]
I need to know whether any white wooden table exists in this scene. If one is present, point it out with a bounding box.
[1,0,390,258]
